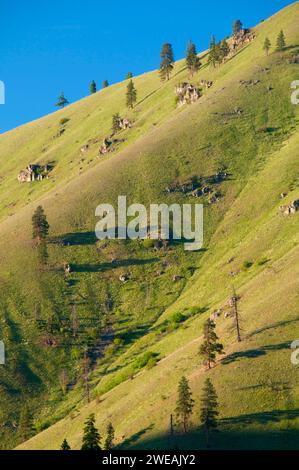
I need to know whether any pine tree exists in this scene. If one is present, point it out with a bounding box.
[103,80,109,88]
[208,36,218,68]
[233,19,243,35]
[126,72,133,79]
[276,30,286,51]
[199,319,224,370]
[175,376,194,433]
[263,37,271,56]
[200,378,219,448]
[104,422,115,450]
[60,438,71,450]
[90,80,97,94]
[220,38,230,61]
[112,113,121,133]
[32,206,50,246]
[126,79,137,109]
[56,92,69,108]
[159,43,174,81]
[81,413,101,450]
[185,41,201,77]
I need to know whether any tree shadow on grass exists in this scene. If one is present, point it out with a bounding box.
[222,342,290,364]
[53,232,98,246]
[247,317,299,339]
[118,424,155,449]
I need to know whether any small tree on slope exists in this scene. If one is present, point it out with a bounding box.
[32,206,50,246]
[60,439,71,450]
[81,413,101,450]
[159,43,174,81]
[199,319,224,370]
[104,422,115,450]
[200,378,219,448]
[175,376,194,433]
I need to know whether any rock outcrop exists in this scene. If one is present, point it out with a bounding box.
[18,164,52,183]
[175,83,202,106]
[280,200,299,215]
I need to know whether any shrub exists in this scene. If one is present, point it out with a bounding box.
[243,260,253,269]
[133,351,159,370]
[59,117,70,126]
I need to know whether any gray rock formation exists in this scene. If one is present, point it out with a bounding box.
[175,83,202,106]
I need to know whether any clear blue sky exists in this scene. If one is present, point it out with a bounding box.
[0,0,294,133]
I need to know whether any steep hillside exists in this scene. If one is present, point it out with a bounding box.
[0,2,298,450]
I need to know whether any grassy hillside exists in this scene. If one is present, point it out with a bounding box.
[0,1,298,450]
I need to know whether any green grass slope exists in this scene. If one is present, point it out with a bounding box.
[0,2,298,450]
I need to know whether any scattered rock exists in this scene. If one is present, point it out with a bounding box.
[64,263,72,275]
[175,82,202,106]
[18,164,52,183]
[280,200,299,215]
[119,274,129,283]
[199,80,214,89]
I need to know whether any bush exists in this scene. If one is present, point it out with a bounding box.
[243,260,253,269]
[59,117,70,126]
[142,239,156,249]
[133,351,159,370]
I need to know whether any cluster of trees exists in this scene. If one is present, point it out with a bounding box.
[175,376,219,448]
[61,414,115,451]
[263,30,287,56]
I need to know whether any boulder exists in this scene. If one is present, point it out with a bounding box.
[175,82,202,106]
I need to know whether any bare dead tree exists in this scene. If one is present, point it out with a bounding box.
[82,350,90,403]
[70,304,79,338]
[230,287,242,342]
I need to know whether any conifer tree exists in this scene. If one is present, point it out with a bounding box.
[60,438,71,450]
[126,79,137,109]
[126,72,133,79]
[220,38,230,61]
[200,378,219,448]
[81,413,101,450]
[175,376,194,433]
[233,19,243,35]
[208,36,218,68]
[185,41,201,77]
[56,92,69,108]
[104,422,115,450]
[112,113,121,133]
[263,37,271,56]
[276,30,286,51]
[90,80,97,94]
[103,80,109,88]
[199,319,224,370]
[32,206,50,246]
[159,43,174,81]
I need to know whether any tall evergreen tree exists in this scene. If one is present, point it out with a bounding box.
[199,319,224,370]
[126,79,137,109]
[56,92,69,108]
[104,422,115,450]
[103,80,109,88]
[263,37,271,56]
[276,30,286,51]
[126,72,133,79]
[159,43,174,81]
[175,376,194,433]
[112,113,121,133]
[60,438,71,450]
[185,41,201,77]
[32,206,50,246]
[200,378,219,448]
[220,38,230,61]
[208,36,218,68]
[81,413,101,450]
[233,19,243,35]
[90,80,97,94]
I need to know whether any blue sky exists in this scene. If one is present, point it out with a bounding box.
[0,0,294,133]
